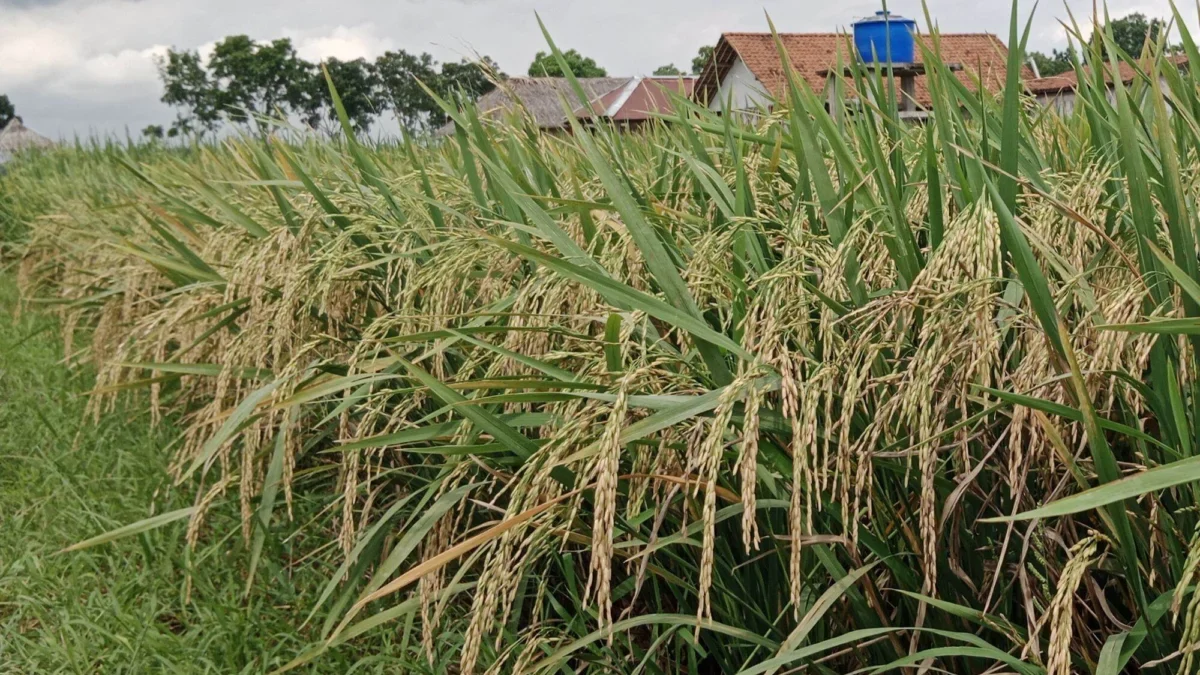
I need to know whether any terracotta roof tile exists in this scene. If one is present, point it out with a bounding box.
[1027,54,1189,94]
[578,76,696,122]
[697,32,1031,109]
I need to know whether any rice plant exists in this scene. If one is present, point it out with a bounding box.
[12,4,1200,672]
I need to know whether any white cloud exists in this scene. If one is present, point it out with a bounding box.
[288,24,395,62]
[63,45,168,89]
[0,23,82,86]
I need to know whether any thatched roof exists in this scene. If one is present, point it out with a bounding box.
[437,77,630,134]
[0,118,55,160]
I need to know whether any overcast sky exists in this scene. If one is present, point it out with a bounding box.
[1,0,1194,139]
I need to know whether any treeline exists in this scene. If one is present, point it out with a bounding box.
[0,95,14,127]
[151,37,502,138]
[1027,12,1181,76]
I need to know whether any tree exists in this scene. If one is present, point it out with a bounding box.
[1026,12,1173,77]
[250,38,316,118]
[206,35,257,120]
[376,49,440,132]
[527,50,606,77]
[158,48,221,137]
[141,125,165,140]
[207,36,312,124]
[429,57,504,127]
[691,45,715,75]
[375,52,503,132]
[160,36,322,135]
[0,95,14,127]
[315,57,382,132]
[440,57,501,98]
[1028,48,1075,77]
[1099,12,1167,57]
[653,64,683,76]
[157,34,499,137]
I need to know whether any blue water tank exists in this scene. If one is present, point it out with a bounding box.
[853,11,917,63]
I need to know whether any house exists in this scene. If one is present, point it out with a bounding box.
[1027,54,1189,114]
[438,76,694,134]
[695,32,1028,115]
[0,117,54,164]
[575,76,696,126]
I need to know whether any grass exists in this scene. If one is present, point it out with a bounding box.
[0,277,418,674]
[8,6,1200,672]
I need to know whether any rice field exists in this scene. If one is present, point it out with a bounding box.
[8,12,1200,673]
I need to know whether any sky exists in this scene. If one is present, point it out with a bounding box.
[0,0,1194,139]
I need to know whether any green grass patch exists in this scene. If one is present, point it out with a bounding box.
[0,278,416,674]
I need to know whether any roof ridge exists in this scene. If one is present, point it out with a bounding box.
[697,31,1021,108]
[721,31,1002,36]
[507,76,631,82]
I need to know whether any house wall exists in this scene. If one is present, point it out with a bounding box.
[709,57,772,112]
[1036,91,1078,115]
[1037,76,1171,115]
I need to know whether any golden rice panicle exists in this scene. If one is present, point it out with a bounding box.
[737,374,764,553]
[1046,534,1104,675]
[419,461,476,662]
[690,367,758,629]
[238,415,268,543]
[1175,524,1200,674]
[585,372,632,637]
[186,474,237,551]
[789,361,824,615]
[459,538,508,675]
[460,517,552,675]
[683,226,740,315]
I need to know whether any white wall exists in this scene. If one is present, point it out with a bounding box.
[1037,76,1172,115]
[1036,91,1078,115]
[710,57,772,112]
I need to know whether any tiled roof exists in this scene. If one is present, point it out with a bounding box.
[1027,54,1189,94]
[476,77,630,128]
[577,76,696,122]
[436,77,630,135]
[439,76,695,135]
[696,32,1031,108]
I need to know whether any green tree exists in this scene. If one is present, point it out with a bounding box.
[431,57,503,127]
[0,95,14,127]
[207,35,312,124]
[376,53,502,132]
[691,45,715,75]
[141,125,165,140]
[158,49,221,137]
[252,38,316,118]
[1028,48,1075,77]
[160,36,322,135]
[1027,13,1173,77]
[158,34,493,137]
[206,35,257,120]
[653,64,682,76]
[527,50,606,77]
[314,58,382,132]
[376,50,440,132]
[1098,12,1167,57]
[439,58,501,98]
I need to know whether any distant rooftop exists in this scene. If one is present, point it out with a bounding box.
[696,32,1030,108]
[1027,53,1189,95]
[0,118,55,162]
[438,75,695,134]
